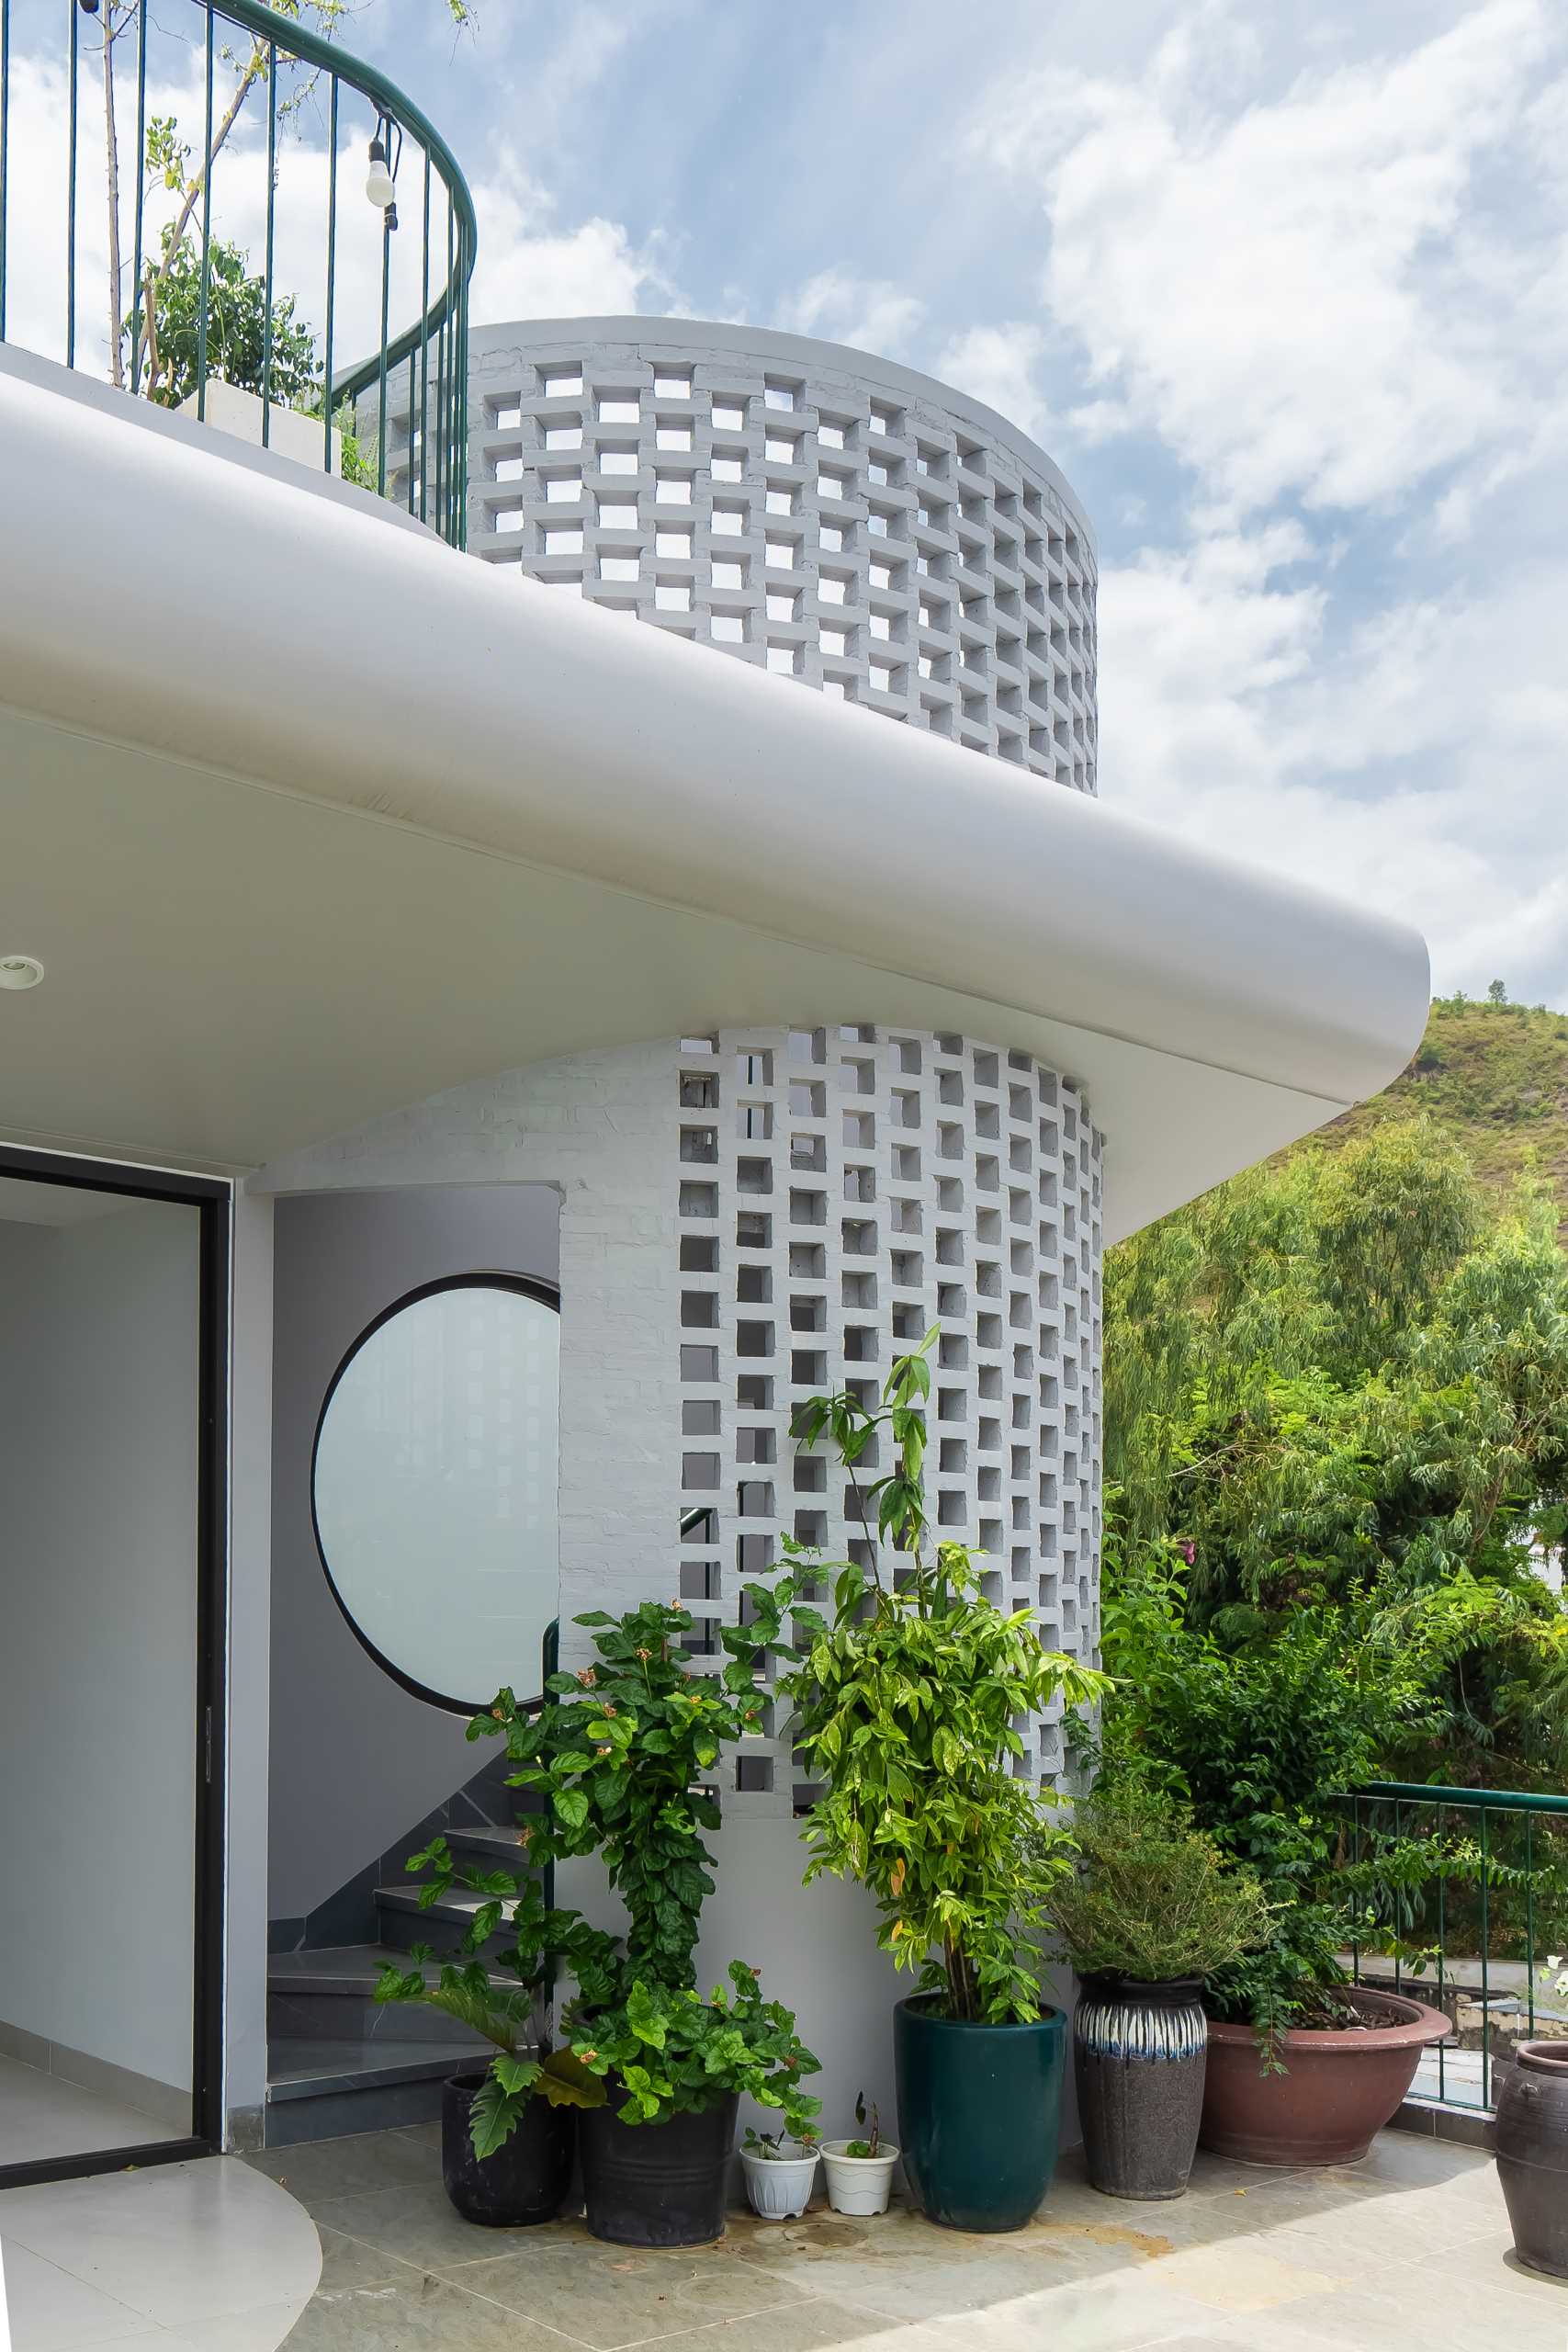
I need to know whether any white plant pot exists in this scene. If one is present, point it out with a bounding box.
[740,2143,819,2220]
[821,2138,899,2216]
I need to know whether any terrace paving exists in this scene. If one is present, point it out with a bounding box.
[243,2117,1562,2350]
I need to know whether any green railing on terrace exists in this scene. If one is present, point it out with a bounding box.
[1347,1780,1568,2116]
[0,0,476,544]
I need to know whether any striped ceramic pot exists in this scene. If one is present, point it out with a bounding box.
[1074,1974,1208,2200]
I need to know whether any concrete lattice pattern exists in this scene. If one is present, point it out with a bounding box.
[460,318,1100,791]
[675,1023,1102,1805]
[337,321,1111,1792]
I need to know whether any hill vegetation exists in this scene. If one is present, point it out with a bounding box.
[1102,988,1568,1816]
[1298,989,1568,1222]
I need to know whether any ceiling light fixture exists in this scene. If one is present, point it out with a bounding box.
[0,955,45,990]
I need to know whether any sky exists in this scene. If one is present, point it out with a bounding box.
[16,0,1568,1005]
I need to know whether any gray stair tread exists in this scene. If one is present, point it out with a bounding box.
[267,2036,487,2102]
[267,1942,512,1995]
[446,1823,529,1852]
[377,1883,511,1920]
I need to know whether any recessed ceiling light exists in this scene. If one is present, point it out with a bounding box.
[0,955,45,990]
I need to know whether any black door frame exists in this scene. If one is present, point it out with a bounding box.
[0,1144,230,2188]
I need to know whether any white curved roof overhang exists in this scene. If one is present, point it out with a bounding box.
[0,350,1428,1241]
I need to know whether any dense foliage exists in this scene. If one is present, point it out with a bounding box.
[132,229,321,412]
[377,1600,820,2148]
[1107,1118,1568,1792]
[1100,1043,1568,2019]
[744,1335,1109,2023]
[1040,1782,1272,1985]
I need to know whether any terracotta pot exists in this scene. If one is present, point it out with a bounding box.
[1200,1986,1450,2165]
[1495,2041,1568,2277]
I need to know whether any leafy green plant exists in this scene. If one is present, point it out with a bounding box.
[739,1333,1110,2025]
[378,1599,821,2148]
[1093,1531,1501,2051]
[568,1964,818,2132]
[129,228,322,411]
[743,2121,818,2156]
[476,1597,770,1990]
[1038,1782,1272,1984]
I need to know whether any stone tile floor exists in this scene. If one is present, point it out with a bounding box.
[245,2121,1567,2351]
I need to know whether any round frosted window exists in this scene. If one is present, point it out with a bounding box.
[311,1275,560,1713]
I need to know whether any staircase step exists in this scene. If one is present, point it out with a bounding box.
[445,1821,533,1869]
[266,1941,510,2044]
[264,2034,488,2149]
[376,1882,513,1957]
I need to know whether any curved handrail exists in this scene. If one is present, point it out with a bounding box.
[0,0,477,541]
[205,0,478,401]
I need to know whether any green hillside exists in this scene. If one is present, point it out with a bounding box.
[1289,993,1568,1220]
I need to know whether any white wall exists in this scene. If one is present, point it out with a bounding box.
[267,1183,561,1923]
[0,1201,200,2095]
[257,1030,1096,2151]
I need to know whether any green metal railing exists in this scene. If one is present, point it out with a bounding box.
[0,0,476,544]
[1347,1780,1568,2115]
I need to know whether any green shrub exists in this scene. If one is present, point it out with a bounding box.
[1039,1783,1272,1984]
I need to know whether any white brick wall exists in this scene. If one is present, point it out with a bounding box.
[256,1024,1103,1796]
[453,320,1099,793]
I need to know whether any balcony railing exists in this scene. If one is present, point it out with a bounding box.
[1347,1779,1568,2117]
[0,0,476,545]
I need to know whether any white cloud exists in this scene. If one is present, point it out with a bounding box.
[934,323,1048,438]
[773,270,924,357]
[0,32,671,383]
[961,1,1568,1003]
[980,0,1566,518]
[1098,527,1568,1003]
[469,153,675,323]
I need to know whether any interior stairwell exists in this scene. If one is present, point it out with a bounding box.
[265,1817,534,2147]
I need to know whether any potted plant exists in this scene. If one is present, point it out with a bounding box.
[741,1334,1110,2233]
[1100,1548,1451,2165]
[820,2093,898,2216]
[1040,1783,1272,2199]
[383,1597,820,2246]
[740,2123,820,2220]
[376,1908,602,2227]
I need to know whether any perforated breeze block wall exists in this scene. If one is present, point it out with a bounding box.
[259,1025,1103,1809]
[678,1023,1102,1817]
[461,318,1099,791]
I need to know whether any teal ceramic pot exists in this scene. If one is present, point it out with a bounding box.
[894,1995,1066,2233]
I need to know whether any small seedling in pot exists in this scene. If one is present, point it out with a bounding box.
[743,2123,818,2158]
[845,2091,880,2159]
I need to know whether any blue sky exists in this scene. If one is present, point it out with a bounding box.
[18,0,1565,1004]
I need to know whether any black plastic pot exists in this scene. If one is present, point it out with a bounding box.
[442,2071,574,2228]
[895,1995,1066,2233]
[579,2092,739,2246]
[1074,1974,1207,2200]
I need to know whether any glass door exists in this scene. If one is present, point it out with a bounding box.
[0,1150,227,2186]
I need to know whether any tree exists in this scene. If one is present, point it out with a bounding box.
[132,229,320,409]
[81,0,472,401]
[1104,1118,1568,1794]
[1489,979,1510,1007]
[1107,1121,1482,1532]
